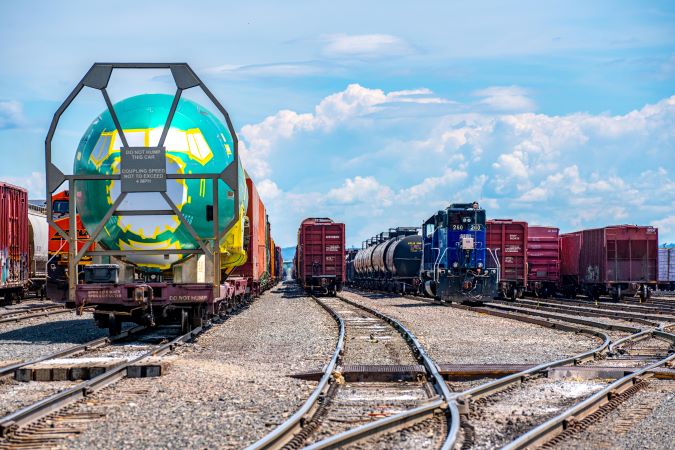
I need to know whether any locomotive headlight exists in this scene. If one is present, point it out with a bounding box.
[452,262,459,268]
[477,262,483,268]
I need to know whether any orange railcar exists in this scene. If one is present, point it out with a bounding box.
[229,176,271,294]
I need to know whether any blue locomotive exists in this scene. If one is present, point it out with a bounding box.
[420,202,498,303]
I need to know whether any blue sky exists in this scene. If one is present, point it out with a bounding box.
[0,1,673,246]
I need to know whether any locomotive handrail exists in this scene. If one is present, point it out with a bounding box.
[433,247,448,283]
[487,247,501,284]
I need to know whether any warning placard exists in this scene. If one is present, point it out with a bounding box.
[120,147,167,192]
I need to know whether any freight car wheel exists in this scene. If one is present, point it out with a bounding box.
[180,309,191,334]
[108,316,122,336]
[190,305,204,328]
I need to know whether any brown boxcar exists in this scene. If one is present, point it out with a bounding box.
[0,182,29,302]
[486,219,528,299]
[229,176,271,294]
[296,218,345,295]
[526,226,560,297]
[560,225,658,300]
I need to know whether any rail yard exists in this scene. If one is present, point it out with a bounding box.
[0,61,673,450]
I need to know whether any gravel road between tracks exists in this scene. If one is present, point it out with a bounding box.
[551,380,675,450]
[0,311,110,362]
[341,291,601,368]
[58,283,337,450]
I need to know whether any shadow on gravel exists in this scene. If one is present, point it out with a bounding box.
[0,319,104,344]
[391,302,440,308]
[277,284,307,299]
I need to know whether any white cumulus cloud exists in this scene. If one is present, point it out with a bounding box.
[0,100,25,129]
[322,34,412,58]
[239,87,675,246]
[239,84,450,178]
[474,86,536,112]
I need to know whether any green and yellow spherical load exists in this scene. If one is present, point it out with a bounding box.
[74,94,248,269]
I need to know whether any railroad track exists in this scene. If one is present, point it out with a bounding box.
[523,295,675,315]
[0,305,70,325]
[0,324,203,448]
[248,294,459,450]
[346,288,675,448]
[493,298,675,327]
[0,324,146,380]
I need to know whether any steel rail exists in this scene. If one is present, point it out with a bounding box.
[303,399,444,450]
[0,325,146,379]
[245,296,345,450]
[0,304,64,318]
[0,325,201,436]
[511,298,675,322]
[502,332,675,450]
[331,294,460,450]
[492,299,671,326]
[0,307,70,324]
[452,328,610,406]
[478,303,642,334]
[348,288,674,449]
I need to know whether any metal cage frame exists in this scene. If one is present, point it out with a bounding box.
[45,63,240,301]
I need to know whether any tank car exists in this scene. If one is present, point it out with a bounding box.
[420,202,498,303]
[351,227,423,293]
[43,63,270,334]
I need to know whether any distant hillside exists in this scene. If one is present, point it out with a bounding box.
[281,247,295,262]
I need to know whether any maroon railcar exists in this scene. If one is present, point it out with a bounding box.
[296,218,345,296]
[486,219,528,299]
[0,182,29,302]
[560,225,658,301]
[526,226,560,297]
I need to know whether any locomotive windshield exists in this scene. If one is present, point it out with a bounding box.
[446,209,485,230]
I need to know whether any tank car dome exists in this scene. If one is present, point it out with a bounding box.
[73,94,247,268]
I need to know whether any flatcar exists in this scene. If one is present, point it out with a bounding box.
[420,202,498,302]
[296,218,345,295]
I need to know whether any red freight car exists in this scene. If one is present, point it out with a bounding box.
[526,226,560,297]
[0,182,29,302]
[296,218,345,295]
[560,225,658,301]
[486,219,528,299]
[229,176,272,295]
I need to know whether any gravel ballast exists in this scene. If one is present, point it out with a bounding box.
[0,311,110,362]
[552,380,675,450]
[341,290,601,367]
[56,283,337,449]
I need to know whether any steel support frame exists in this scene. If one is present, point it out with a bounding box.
[45,63,240,302]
